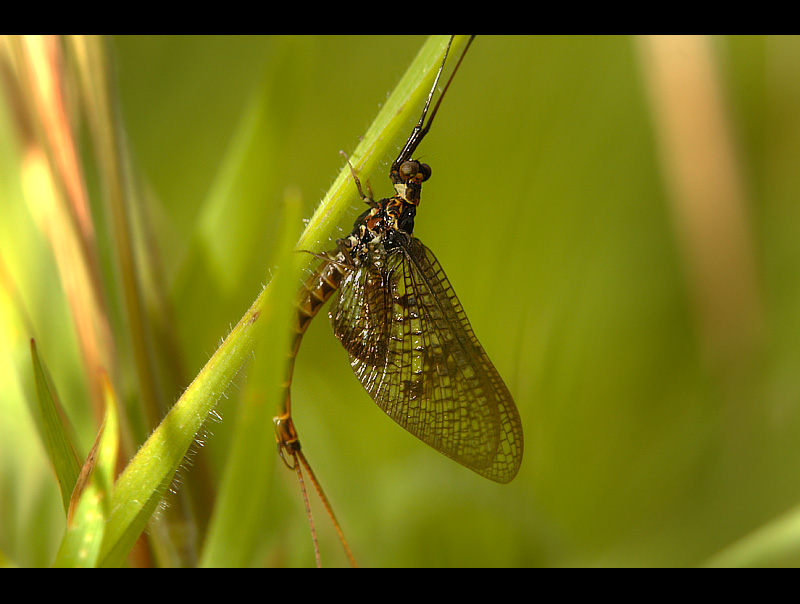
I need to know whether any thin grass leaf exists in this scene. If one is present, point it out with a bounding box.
[29,338,81,515]
[200,187,302,567]
[69,34,163,434]
[0,548,15,568]
[71,35,211,566]
[95,335,250,567]
[52,371,119,567]
[194,36,313,293]
[703,504,800,568]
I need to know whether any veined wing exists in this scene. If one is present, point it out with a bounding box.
[329,234,523,483]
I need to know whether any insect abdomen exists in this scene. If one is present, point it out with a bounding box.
[289,257,348,359]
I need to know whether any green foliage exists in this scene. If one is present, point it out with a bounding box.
[29,339,81,514]
[2,35,800,567]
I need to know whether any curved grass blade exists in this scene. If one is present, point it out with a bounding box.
[52,371,119,567]
[29,339,81,515]
[95,303,264,567]
[199,187,301,567]
[703,503,800,568]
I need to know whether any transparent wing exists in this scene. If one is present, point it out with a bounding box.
[329,235,523,483]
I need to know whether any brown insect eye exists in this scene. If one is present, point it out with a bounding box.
[399,160,419,180]
[418,163,431,182]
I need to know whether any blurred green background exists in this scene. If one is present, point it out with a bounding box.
[2,35,800,567]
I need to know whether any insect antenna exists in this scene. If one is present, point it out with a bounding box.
[393,35,476,169]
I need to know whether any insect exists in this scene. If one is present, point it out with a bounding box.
[273,35,523,566]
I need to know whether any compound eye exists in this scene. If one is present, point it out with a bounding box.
[399,160,419,181]
[418,163,431,182]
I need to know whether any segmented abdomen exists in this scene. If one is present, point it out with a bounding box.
[282,256,348,406]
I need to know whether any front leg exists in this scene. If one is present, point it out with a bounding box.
[339,150,375,207]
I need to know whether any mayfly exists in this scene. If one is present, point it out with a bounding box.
[274,35,523,566]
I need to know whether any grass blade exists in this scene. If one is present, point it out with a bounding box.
[200,187,301,567]
[29,339,81,515]
[703,504,800,568]
[52,371,119,567]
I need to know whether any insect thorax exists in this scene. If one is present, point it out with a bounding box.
[336,193,418,267]
[334,151,431,271]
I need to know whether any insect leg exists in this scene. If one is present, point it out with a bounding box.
[339,150,375,206]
